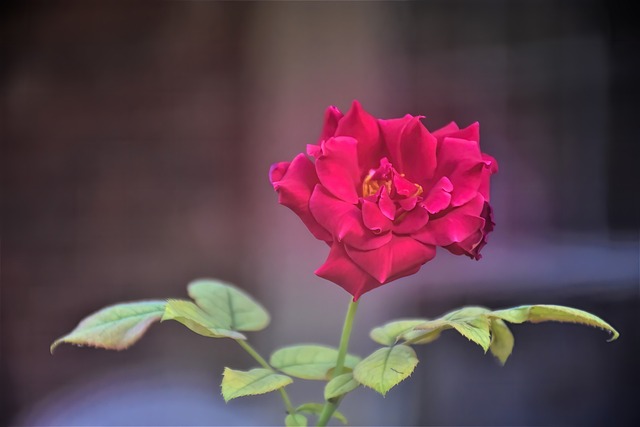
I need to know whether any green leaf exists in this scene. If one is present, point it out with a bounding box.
[488,319,514,365]
[162,299,246,340]
[370,319,428,346]
[353,345,418,396]
[324,373,359,400]
[187,279,270,331]
[285,413,308,427]
[412,307,492,352]
[161,279,272,340]
[295,403,347,424]
[221,367,292,402]
[489,305,619,341]
[50,300,166,353]
[270,345,361,380]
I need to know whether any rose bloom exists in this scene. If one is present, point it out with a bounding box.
[270,101,497,300]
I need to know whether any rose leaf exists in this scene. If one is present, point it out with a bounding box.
[370,319,429,346]
[162,299,246,340]
[324,372,360,400]
[489,304,619,341]
[221,367,292,402]
[353,345,418,396]
[488,318,514,365]
[270,345,361,380]
[50,300,166,353]
[187,278,270,331]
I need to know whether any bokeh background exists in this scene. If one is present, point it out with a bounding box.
[2,1,639,426]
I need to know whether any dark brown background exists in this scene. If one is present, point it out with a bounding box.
[2,1,638,426]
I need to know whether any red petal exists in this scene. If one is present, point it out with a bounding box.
[378,186,396,220]
[379,115,437,184]
[269,155,332,242]
[318,105,344,144]
[362,199,393,234]
[447,121,480,143]
[335,100,383,175]
[306,144,322,158]
[424,176,453,214]
[478,153,498,201]
[446,201,495,259]
[432,121,459,139]
[309,185,391,250]
[398,196,418,211]
[393,173,417,197]
[412,194,485,246]
[315,136,360,204]
[345,236,436,283]
[378,115,412,171]
[433,137,484,207]
[394,203,430,235]
[315,242,381,300]
[393,203,430,235]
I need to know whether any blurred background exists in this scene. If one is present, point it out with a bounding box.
[2,1,638,426]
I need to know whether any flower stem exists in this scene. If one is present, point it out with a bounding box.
[236,339,296,415]
[316,299,359,427]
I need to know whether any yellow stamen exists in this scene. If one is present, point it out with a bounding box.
[362,173,391,198]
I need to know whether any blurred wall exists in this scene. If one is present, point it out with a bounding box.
[2,1,638,426]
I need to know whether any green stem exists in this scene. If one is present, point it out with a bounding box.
[316,299,359,427]
[236,339,296,415]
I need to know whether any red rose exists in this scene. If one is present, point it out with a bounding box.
[270,101,497,300]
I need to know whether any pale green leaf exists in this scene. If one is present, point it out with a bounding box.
[221,367,292,402]
[270,345,361,380]
[489,319,514,365]
[412,307,492,352]
[325,366,353,379]
[353,345,418,396]
[370,319,428,346]
[285,413,308,427]
[187,279,270,331]
[162,299,246,340]
[295,403,347,424]
[324,373,359,400]
[489,305,619,341]
[50,300,166,353]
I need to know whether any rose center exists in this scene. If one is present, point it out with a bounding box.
[361,158,423,201]
[362,173,392,198]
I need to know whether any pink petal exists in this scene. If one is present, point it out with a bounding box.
[412,194,486,246]
[306,144,322,158]
[447,201,494,259]
[309,185,392,250]
[446,230,483,258]
[269,155,332,242]
[433,137,484,207]
[432,121,459,139]
[393,173,417,197]
[424,176,453,214]
[378,115,413,171]
[393,203,430,235]
[362,199,393,234]
[345,235,436,283]
[446,121,480,143]
[315,242,381,301]
[315,136,360,204]
[269,161,290,183]
[378,186,396,220]
[398,196,418,211]
[379,115,437,185]
[478,153,498,201]
[335,100,383,174]
[318,105,344,144]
